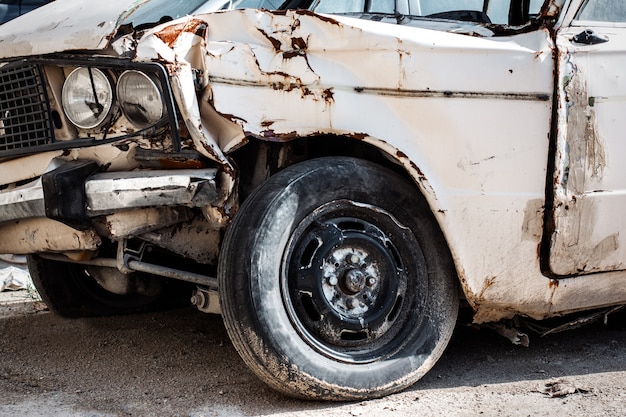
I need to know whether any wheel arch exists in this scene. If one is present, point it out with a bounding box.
[229,132,467,303]
[232,132,439,204]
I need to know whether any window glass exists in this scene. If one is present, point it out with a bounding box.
[419,0,483,16]
[222,0,284,8]
[307,0,547,26]
[369,0,396,14]
[314,0,365,14]
[125,0,211,25]
[577,0,626,22]
[485,2,508,24]
[529,0,544,15]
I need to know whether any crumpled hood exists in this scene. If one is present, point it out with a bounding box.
[0,0,150,60]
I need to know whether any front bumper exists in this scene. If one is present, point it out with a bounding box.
[0,160,218,228]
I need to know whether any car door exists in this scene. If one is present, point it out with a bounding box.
[549,0,626,275]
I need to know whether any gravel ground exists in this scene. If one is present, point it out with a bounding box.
[0,261,624,416]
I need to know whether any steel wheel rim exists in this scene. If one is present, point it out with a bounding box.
[281,200,425,364]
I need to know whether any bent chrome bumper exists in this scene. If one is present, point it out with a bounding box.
[0,161,218,225]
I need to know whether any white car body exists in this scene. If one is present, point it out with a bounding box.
[0,0,624,399]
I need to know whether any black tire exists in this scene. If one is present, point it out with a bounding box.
[28,255,184,318]
[218,157,459,400]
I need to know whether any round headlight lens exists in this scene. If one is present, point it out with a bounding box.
[62,67,113,129]
[117,70,164,129]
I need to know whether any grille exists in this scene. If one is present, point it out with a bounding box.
[0,64,53,155]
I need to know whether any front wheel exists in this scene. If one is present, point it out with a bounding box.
[218,157,458,400]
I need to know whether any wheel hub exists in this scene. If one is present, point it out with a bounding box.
[322,248,381,318]
[343,268,365,294]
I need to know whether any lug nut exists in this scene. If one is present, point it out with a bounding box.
[328,275,339,286]
[366,277,377,286]
[348,254,359,264]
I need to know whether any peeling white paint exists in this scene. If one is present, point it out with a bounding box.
[549,20,626,276]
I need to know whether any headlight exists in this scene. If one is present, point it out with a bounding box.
[62,67,113,129]
[117,70,164,129]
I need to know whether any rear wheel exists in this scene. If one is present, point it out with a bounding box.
[28,255,182,318]
[218,157,458,400]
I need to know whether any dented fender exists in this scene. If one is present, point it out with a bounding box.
[58,9,560,320]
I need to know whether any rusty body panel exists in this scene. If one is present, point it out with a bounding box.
[549,19,626,277]
[184,11,558,321]
[0,1,625,322]
[134,7,626,322]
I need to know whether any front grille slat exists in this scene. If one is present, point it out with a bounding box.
[4,109,48,121]
[0,64,54,155]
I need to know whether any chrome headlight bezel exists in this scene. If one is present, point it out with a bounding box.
[61,67,114,130]
[116,70,165,130]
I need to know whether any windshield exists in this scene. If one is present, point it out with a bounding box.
[214,0,286,9]
[128,0,289,26]
[124,0,547,30]
[310,0,546,25]
[125,0,212,26]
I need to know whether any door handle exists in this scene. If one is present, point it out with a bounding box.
[572,29,609,45]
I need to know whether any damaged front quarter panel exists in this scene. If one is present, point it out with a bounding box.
[133,8,564,324]
[126,16,249,217]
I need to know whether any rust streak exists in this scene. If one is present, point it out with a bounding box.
[256,28,282,52]
[292,9,342,26]
[478,276,497,300]
[217,112,247,125]
[155,19,207,48]
[322,88,334,103]
[158,158,206,169]
[259,130,300,142]
[409,161,427,182]
[291,37,307,50]
[282,50,305,59]
[347,133,367,140]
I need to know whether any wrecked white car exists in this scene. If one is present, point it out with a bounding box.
[1,0,625,400]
